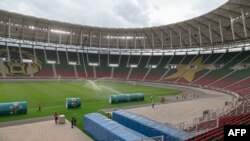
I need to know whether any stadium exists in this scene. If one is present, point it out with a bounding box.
[0,0,249,140]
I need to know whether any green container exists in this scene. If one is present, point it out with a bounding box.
[0,101,27,116]
[66,97,81,109]
[130,93,144,101]
[109,93,144,104]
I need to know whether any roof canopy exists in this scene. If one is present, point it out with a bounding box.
[0,0,249,49]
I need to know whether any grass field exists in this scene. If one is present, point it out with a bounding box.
[0,80,181,130]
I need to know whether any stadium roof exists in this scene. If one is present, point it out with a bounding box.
[0,0,249,49]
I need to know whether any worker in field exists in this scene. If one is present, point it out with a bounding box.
[54,112,58,124]
[71,114,77,128]
[38,104,41,112]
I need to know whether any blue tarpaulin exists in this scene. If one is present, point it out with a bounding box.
[84,113,155,141]
[0,101,27,116]
[112,110,194,141]
[109,93,144,104]
[66,97,81,109]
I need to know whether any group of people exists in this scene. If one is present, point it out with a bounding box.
[53,112,77,128]
[106,112,112,119]
[176,93,187,100]
[176,93,200,100]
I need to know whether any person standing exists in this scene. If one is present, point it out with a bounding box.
[12,105,17,115]
[152,101,155,108]
[38,104,41,112]
[71,115,76,128]
[54,112,58,124]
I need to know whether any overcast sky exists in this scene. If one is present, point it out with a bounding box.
[0,0,228,28]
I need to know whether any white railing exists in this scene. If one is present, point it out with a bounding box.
[168,99,250,134]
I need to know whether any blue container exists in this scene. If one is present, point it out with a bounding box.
[112,110,194,141]
[66,97,81,109]
[84,113,155,141]
[0,101,27,116]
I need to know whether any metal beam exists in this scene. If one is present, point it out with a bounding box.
[198,24,202,46]
[179,29,182,48]
[175,24,198,46]
[8,17,10,39]
[209,22,213,44]
[99,32,102,48]
[151,32,154,49]
[189,27,192,46]
[47,25,50,43]
[70,28,72,46]
[241,8,248,38]
[80,29,83,47]
[170,30,173,48]
[219,18,224,43]
[209,12,247,39]
[89,30,92,47]
[230,13,236,41]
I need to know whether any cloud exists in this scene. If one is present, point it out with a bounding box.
[112,0,150,27]
[0,0,228,28]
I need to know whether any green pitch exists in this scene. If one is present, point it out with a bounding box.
[0,80,181,130]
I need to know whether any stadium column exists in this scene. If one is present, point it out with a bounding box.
[142,68,151,81]
[81,53,88,78]
[75,49,80,78]
[47,25,50,44]
[56,47,60,64]
[32,45,38,63]
[59,26,62,45]
[143,34,146,49]
[219,18,224,43]
[90,30,92,47]
[66,48,69,63]
[189,27,192,47]
[134,34,137,49]
[126,51,132,81]
[5,43,10,62]
[7,17,11,62]
[0,61,6,78]
[66,28,72,64]
[99,32,101,68]
[93,66,96,79]
[241,8,248,38]
[80,30,83,47]
[74,64,78,78]
[52,64,57,78]
[126,67,133,81]
[125,33,128,49]
[151,32,154,49]
[18,43,23,62]
[70,28,72,46]
[161,32,164,49]
[229,13,235,41]
[28,63,33,78]
[8,17,10,39]
[143,52,153,81]
[44,46,48,63]
[198,24,202,46]
[170,31,173,48]
[208,21,213,45]
[111,67,114,79]
[179,29,182,48]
